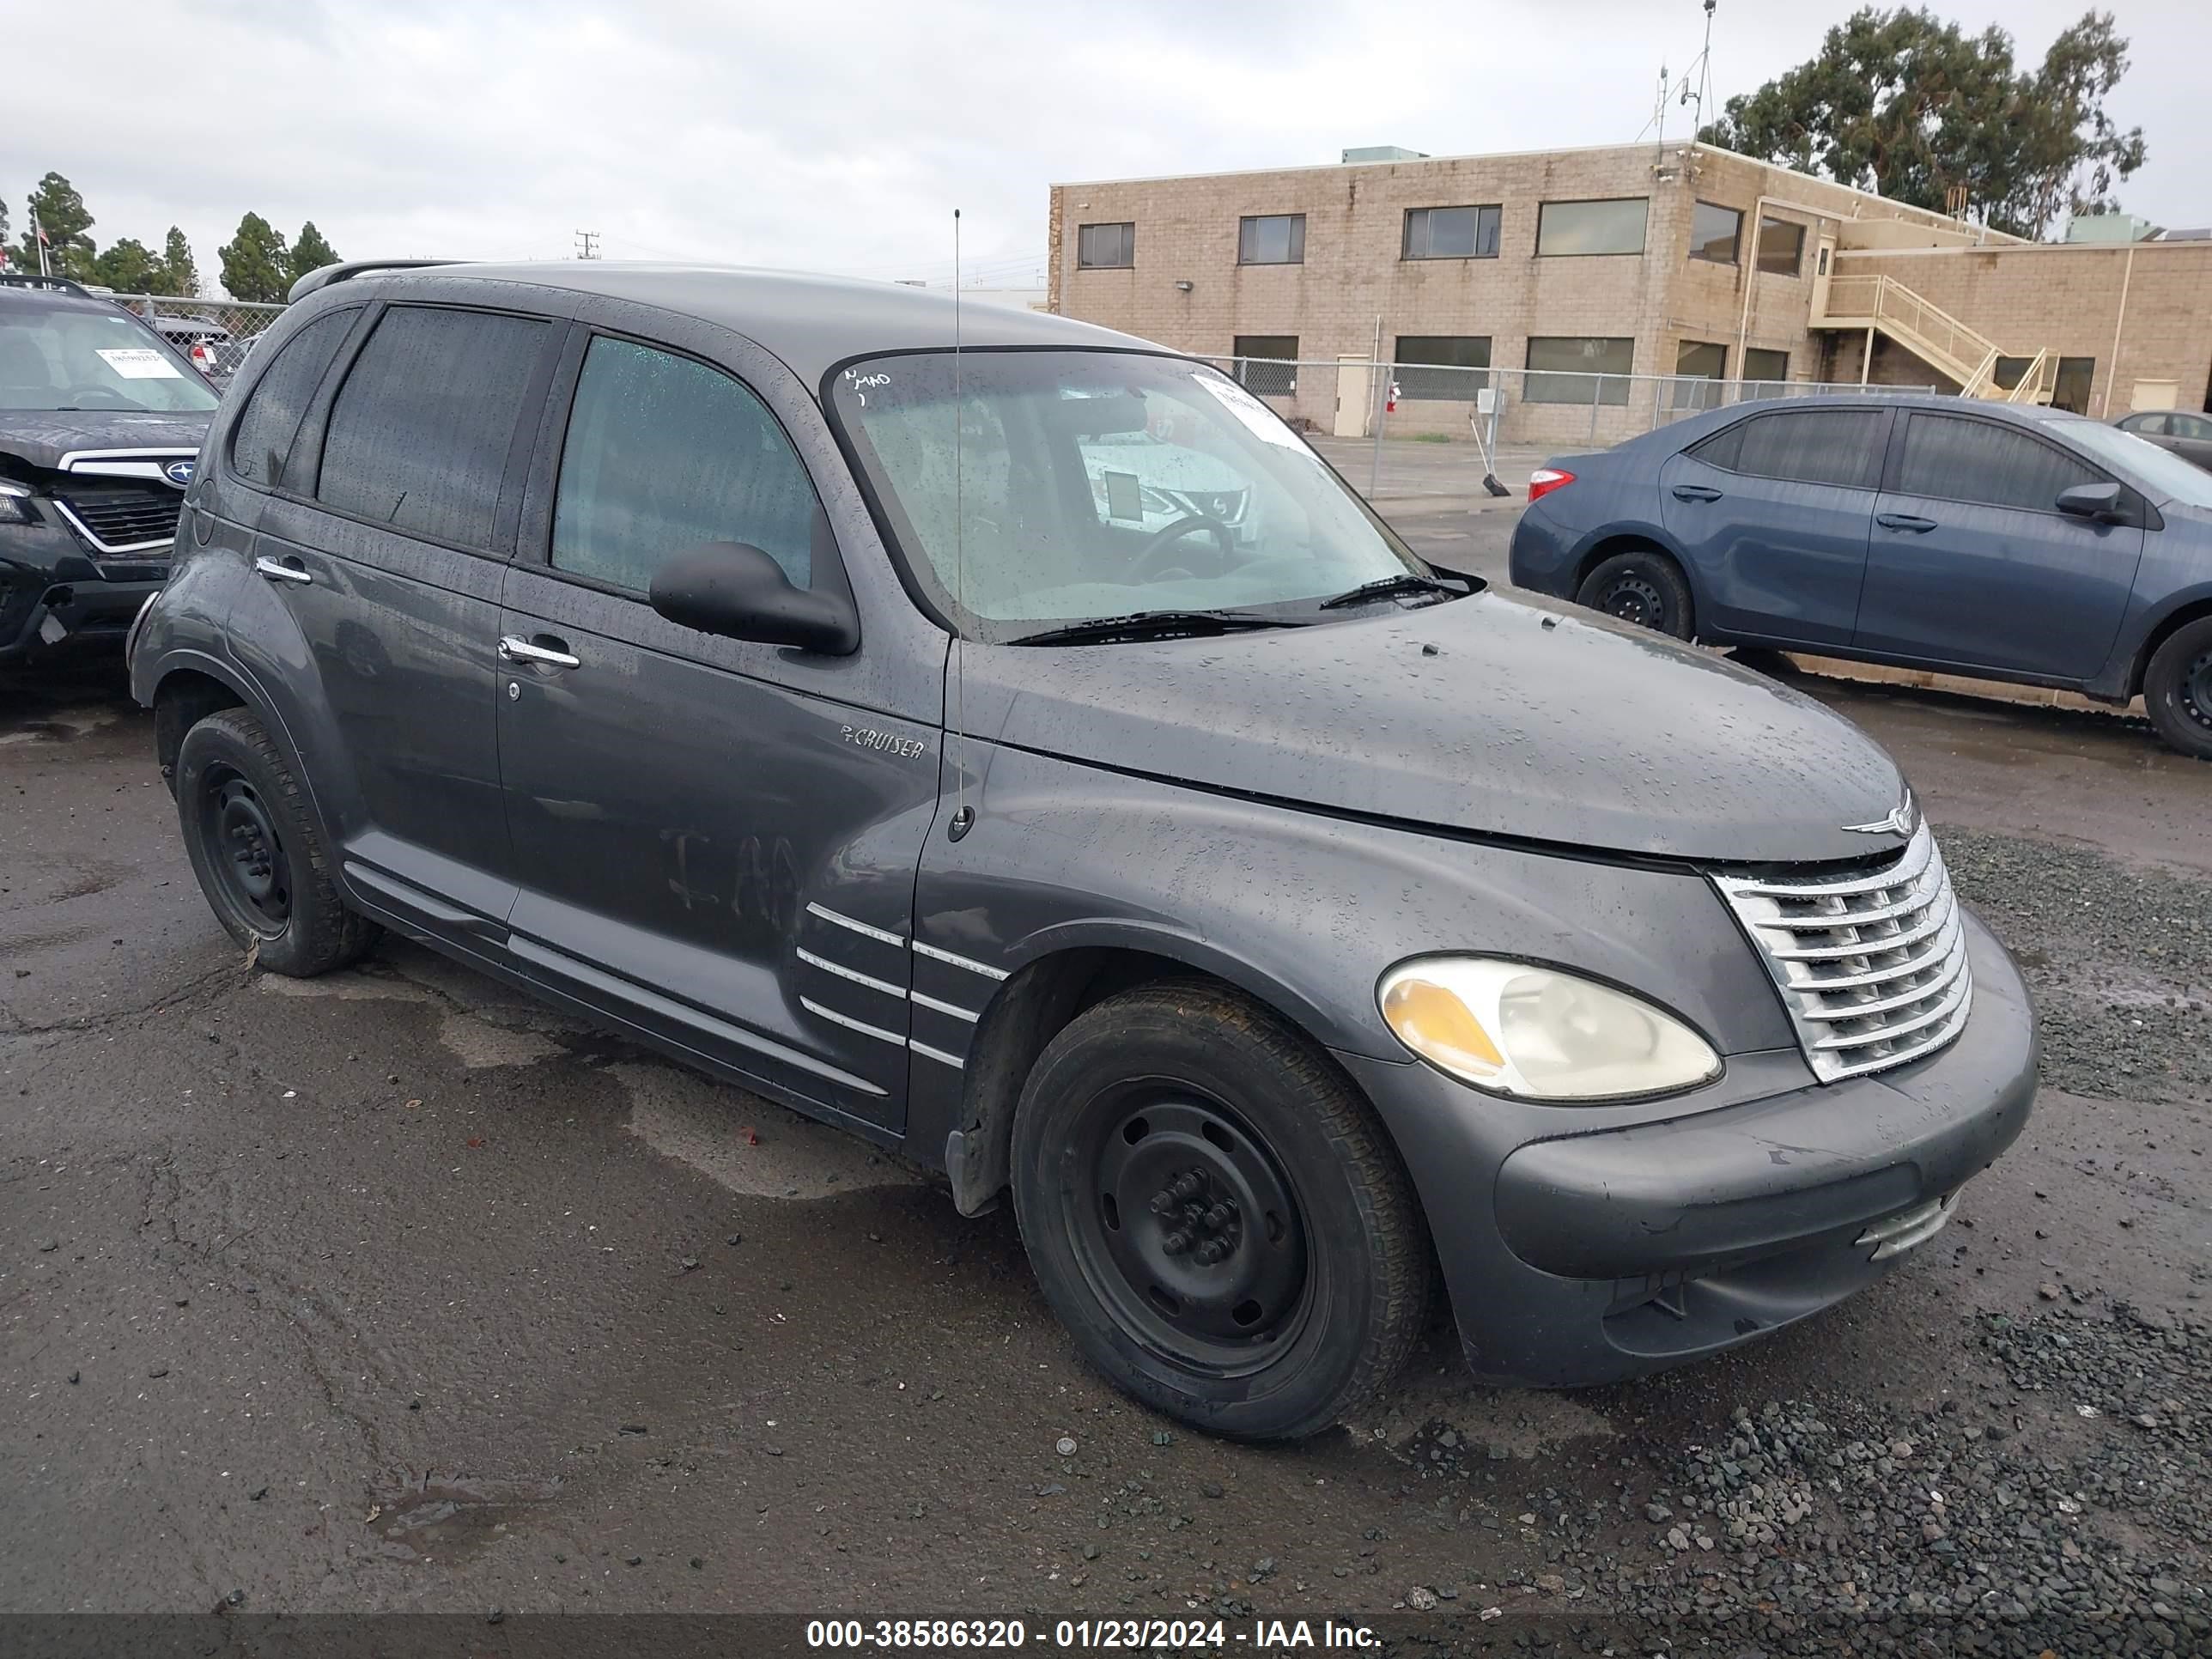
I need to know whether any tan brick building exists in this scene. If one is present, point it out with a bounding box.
[1046,141,2212,447]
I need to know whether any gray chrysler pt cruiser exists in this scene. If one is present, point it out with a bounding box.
[130,262,2036,1440]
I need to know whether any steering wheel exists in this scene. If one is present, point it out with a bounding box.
[1127,514,1236,582]
[62,386,131,409]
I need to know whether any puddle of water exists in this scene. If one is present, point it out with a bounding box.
[257,969,565,1069]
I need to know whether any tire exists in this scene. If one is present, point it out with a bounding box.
[1576,549,1694,640]
[1011,981,1429,1441]
[2142,617,2212,761]
[174,706,380,975]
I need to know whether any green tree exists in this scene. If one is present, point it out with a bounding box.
[16,172,96,277]
[156,227,200,297]
[1701,8,2148,240]
[289,221,340,283]
[0,197,10,266]
[92,237,162,293]
[218,212,290,302]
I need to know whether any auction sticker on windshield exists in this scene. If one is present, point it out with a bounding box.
[1191,371,1307,451]
[95,348,183,380]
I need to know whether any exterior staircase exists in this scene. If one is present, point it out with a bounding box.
[1814,273,2055,404]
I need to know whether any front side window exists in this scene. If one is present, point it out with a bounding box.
[229,309,356,486]
[1238,215,1305,265]
[1695,409,1885,489]
[1755,216,1806,276]
[1895,415,2100,513]
[551,337,817,592]
[1394,335,1490,400]
[2051,417,2212,509]
[828,349,1425,640]
[1403,205,1500,260]
[0,301,219,414]
[1689,202,1741,264]
[1535,198,1648,257]
[1232,335,1297,397]
[317,306,549,548]
[1077,222,1134,270]
[1525,336,1634,404]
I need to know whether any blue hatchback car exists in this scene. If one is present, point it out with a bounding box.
[1509,395,2212,758]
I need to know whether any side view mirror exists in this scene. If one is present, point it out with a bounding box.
[2055,481,2124,524]
[648,541,860,655]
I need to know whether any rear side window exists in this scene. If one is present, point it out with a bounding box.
[317,306,549,548]
[550,336,819,592]
[1692,409,1884,489]
[228,310,355,486]
[1895,414,2100,513]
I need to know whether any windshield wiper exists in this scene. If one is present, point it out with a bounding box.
[1007,609,1310,647]
[1316,573,1456,611]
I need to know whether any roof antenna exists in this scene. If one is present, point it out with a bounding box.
[945,208,974,844]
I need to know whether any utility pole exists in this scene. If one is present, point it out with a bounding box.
[31,204,51,277]
[574,229,600,261]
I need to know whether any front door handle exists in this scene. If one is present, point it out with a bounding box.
[255,555,312,585]
[499,634,581,669]
[1876,513,1938,533]
[1671,484,1723,502]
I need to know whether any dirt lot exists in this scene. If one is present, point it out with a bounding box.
[3,526,2207,1653]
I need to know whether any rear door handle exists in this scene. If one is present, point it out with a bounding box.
[500,634,581,670]
[255,555,312,584]
[1876,513,1938,533]
[1671,484,1723,502]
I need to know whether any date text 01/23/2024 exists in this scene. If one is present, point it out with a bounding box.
[805,1618,1382,1650]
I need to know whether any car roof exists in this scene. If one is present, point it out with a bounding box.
[0,283,135,320]
[1656,391,2090,448]
[331,261,1160,386]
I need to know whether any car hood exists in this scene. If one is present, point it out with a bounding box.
[0,410,210,472]
[962,592,1911,864]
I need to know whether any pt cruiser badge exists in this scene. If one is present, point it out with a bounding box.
[129,260,2037,1440]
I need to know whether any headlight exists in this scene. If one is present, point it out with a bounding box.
[1378,957,1721,1101]
[0,478,36,526]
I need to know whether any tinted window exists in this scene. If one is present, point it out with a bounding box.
[1077,222,1133,269]
[551,337,818,592]
[1697,410,1884,489]
[1394,335,1490,400]
[1403,206,1500,259]
[1743,347,1790,386]
[1237,216,1305,264]
[1895,415,2100,512]
[1535,198,1648,257]
[1689,202,1741,264]
[229,310,355,486]
[318,307,548,547]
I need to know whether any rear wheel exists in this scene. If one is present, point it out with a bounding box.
[1576,549,1693,639]
[1011,981,1428,1441]
[2142,617,2212,761]
[175,707,380,975]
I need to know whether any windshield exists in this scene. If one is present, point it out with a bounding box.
[2057,416,2212,510]
[0,304,219,414]
[829,349,1430,639]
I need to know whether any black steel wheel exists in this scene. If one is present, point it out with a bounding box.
[1575,549,1693,640]
[1012,981,1429,1441]
[2143,616,2212,761]
[174,707,381,975]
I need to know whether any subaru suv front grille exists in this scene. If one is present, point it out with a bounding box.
[1713,819,1972,1083]
[55,487,184,556]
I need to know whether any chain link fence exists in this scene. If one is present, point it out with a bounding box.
[103,292,288,382]
[1199,356,1942,507]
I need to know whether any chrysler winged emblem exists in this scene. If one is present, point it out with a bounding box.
[1843,790,1917,837]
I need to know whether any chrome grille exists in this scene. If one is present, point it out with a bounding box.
[55,488,184,554]
[1713,819,1972,1083]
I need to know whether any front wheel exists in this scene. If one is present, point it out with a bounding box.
[2142,617,2212,761]
[1011,981,1429,1441]
[175,707,381,975]
[1576,549,1693,639]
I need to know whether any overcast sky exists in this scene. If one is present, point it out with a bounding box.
[10,0,2205,298]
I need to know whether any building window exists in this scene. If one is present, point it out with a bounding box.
[1238,215,1305,265]
[1394,336,1491,399]
[1534,198,1648,257]
[1689,202,1741,264]
[1076,222,1134,269]
[2052,356,2095,415]
[1754,216,1806,276]
[1671,340,1729,411]
[1233,335,1298,396]
[1743,347,1790,386]
[1402,205,1501,260]
[1525,336,1635,404]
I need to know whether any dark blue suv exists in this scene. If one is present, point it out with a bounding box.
[1510,395,2212,758]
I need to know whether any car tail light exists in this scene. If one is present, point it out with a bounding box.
[1528,468,1576,504]
[191,342,216,373]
